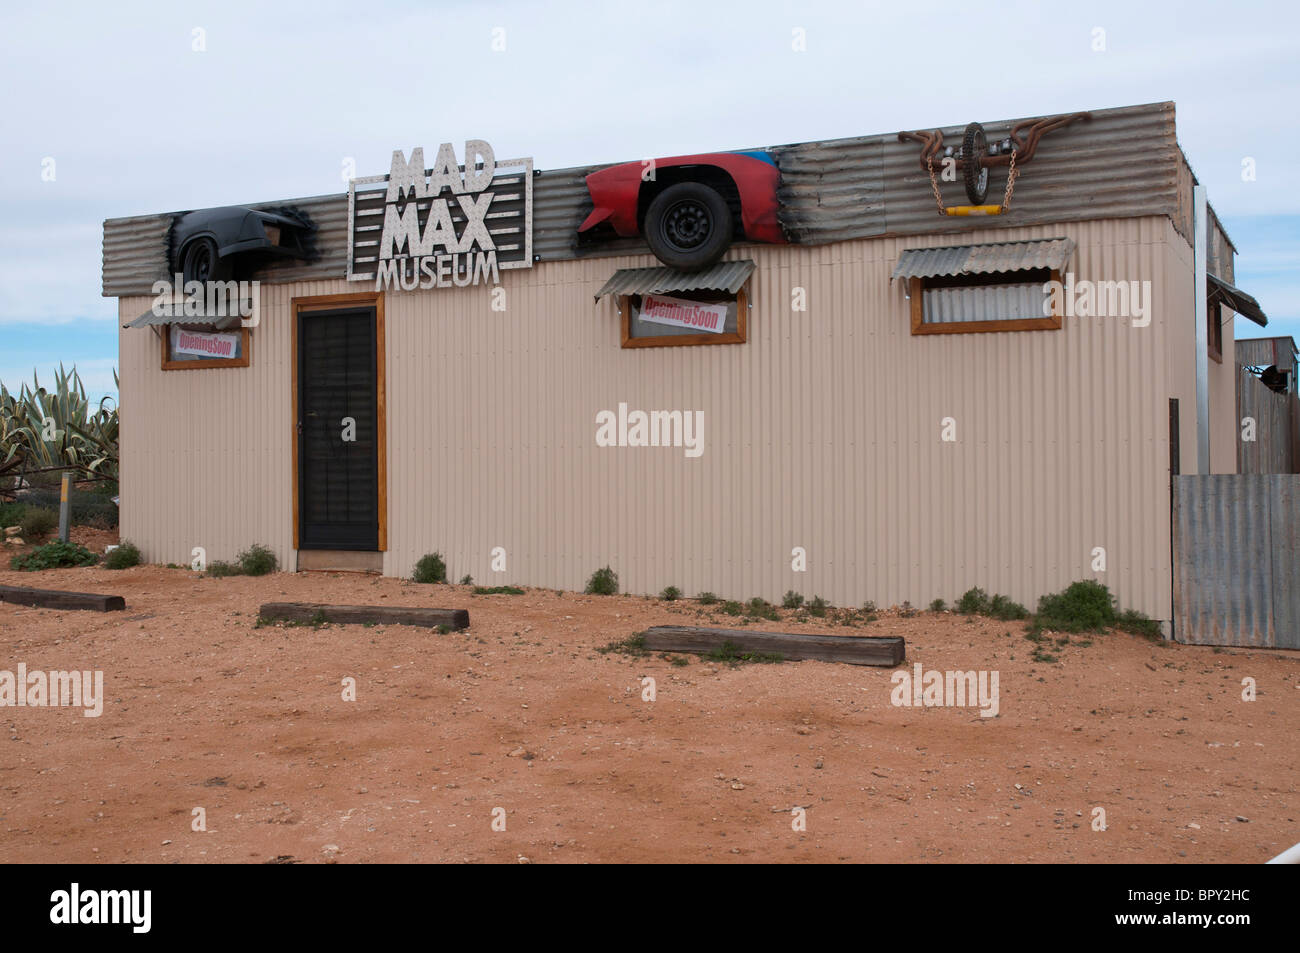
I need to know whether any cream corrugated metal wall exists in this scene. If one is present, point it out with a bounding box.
[119,215,1200,620]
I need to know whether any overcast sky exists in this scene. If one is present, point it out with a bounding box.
[1,0,1297,398]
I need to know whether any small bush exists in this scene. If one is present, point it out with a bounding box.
[237,543,277,577]
[413,552,447,584]
[720,600,744,616]
[899,600,917,618]
[747,597,779,620]
[1035,580,1115,632]
[808,595,828,618]
[11,540,97,571]
[660,585,681,601]
[207,560,240,577]
[862,600,877,614]
[598,631,647,657]
[989,593,1028,620]
[104,541,141,570]
[585,565,618,595]
[697,591,719,605]
[957,587,990,615]
[0,501,26,527]
[474,585,525,595]
[929,598,947,612]
[1116,608,1161,639]
[460,574,473,585]
[782,590,804,609]
[19,507,59,540]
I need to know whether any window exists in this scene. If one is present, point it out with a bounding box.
[161,323,251,370]
[619,288,748,348]
[1207,301,1224,364]
[908,268,1062,335]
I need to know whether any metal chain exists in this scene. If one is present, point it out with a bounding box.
[925,154,945,216]
[1001,149,1019,211]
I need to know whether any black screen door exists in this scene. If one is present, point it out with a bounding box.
[297,307,379,550]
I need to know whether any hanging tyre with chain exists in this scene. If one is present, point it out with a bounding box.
[643,182,734,272]
[961,122,989,205]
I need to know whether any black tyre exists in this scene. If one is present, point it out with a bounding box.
[180,238,232,284]
[961,122,989,205]
[643,182,733,271]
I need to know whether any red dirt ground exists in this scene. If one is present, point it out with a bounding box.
[1,561,1297,864]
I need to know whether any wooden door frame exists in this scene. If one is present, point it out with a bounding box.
[290,292,387,552]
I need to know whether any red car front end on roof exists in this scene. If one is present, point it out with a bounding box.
[579,151,785,271]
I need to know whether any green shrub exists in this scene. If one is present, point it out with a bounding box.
[473,585,525,595]
[598,632,647,657]
[237,543,277,577]
[747,597,778,620]
[103,541,141,570]
[989,593,1028,620]
[1030,580,1160,638]
[956,587,990,615]
[660,585,681,601]
[808,595,828,617]
[413,552,447,584]
[207,560,240,577]
[0,502,27,527]
[1115,608,1161,639]
[929,598,947,612]
[697,591,719,605]
[861,600,877,613]
[720,600,744,616]
[19,507,59,540]
[782,590,804,609]
[1035,580,1115,632]
[460,574,473,585]
[585,565,618,595]
[11,540,97,571]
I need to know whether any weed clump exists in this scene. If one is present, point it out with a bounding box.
[104,541,141,570]
[585,565,618,595]
[413,552,447,584]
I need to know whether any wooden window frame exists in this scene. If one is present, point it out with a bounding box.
[160,324,252,370]
[1207,300,1224,364]
[290,291,387,553]
[619,288,748,348]
[909,269,1063,335]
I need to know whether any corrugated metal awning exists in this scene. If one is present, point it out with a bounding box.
[123,303,249,330]
[891,238,1076,280]
[1208,273,1268,327]
[594,259,755,300]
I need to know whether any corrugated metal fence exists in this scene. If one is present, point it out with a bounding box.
[1173,474,1300,648]
[1237,367,1299,474]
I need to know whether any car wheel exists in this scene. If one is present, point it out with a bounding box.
[643,182,734,271]
[962,122,989,205]
[181,238,231,285]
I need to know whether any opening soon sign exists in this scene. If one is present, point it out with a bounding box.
[347,141,534,291]
[639,294,729,333]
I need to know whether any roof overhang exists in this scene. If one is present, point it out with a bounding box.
[595,259,756,300]
[892,238,1076,281]
[1208,273,1268,327]
[123,305,248,331]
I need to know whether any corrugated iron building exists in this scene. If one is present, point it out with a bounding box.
[103,101,1259,623]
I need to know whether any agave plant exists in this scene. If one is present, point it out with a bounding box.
[0,365,119,484]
